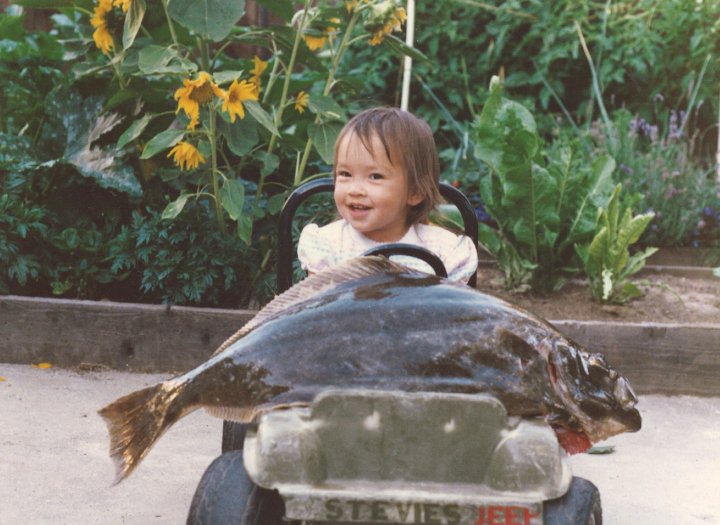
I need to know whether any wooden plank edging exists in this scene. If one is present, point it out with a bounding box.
[1,296,718,396]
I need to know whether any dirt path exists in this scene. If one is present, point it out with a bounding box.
[1,363,719,524]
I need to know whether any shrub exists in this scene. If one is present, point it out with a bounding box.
[606,108,718,247]
[473,77,615,293]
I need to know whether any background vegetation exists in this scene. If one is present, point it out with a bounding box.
[2,0,719,307]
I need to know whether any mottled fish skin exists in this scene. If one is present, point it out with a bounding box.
[99,256,641,482]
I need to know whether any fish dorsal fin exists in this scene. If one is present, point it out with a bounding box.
[212,256,413,355]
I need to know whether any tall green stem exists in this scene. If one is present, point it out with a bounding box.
[295,11,361,185]
[256,0,311,201]
[160,0,179,49]
[208,108,226,235]
[266,0,311,157]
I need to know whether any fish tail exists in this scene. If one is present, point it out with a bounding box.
[98,380,189,483]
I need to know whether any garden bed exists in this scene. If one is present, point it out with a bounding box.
[474,246,719,324]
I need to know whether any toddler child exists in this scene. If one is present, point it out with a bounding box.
[297,107,478,283]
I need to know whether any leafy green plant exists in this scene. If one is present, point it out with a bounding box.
[24,0,423,242]
[576,184,657,304]
[0,193,49,293]
[345,0,720,175]
[128,202,263,306]
[2,1,424,306]
[473,76,614,293]
[604,108,718,247]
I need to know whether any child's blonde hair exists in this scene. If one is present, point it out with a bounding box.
[333,107,442,226]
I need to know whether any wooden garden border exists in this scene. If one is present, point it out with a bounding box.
[2,295,718,396]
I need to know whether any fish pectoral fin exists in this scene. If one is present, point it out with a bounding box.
[205,401,311,422]
[204,405,258,423]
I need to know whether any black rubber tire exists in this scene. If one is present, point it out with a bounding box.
[186,451,286,525]
[544,476,602,525]
[221,421,247,453]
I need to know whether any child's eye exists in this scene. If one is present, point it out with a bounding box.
[369,172,384,180]
[336,170,351,178]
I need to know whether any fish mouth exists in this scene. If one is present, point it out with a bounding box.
[548,342,642,444]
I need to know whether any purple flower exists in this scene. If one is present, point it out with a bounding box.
[704,206,713,217]
[619,163,633,176]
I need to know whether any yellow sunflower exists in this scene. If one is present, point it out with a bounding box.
[346,0,371,13]
[294,91,310,114]
[222,79,259,123]
[303,18,341,51]
[303,34,328,51]
[167,141,206,171]
[90,0,117,55]
[367,2,406,46]
[251,55,268,78]
[249,55,268,97]
[174,72,225,130]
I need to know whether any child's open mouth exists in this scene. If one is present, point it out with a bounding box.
[347,203,371,220]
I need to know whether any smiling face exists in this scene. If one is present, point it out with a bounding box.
[334,131,423,243]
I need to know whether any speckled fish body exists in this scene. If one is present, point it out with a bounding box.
[99,257,641,481]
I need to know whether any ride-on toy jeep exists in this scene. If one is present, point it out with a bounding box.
[186,179,603,525]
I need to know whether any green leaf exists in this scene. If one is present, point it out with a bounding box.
[161,193,192,220]
[117,114,153,149]
[123,0,146,50]
[214,70,246,85]
[219,179,245,221]
[309,121,343,165]
[138,45,195,75]
[615,281,643,303]
[244,101,279,136]
[218,116,259,156]
[254,0,294,21]
[307,95,345,121]
[51,91,141,197]
[168,0,246,42]
[382,34,432,64]
[236,213,253,245]
[266,193,287,215]
[255,151,279,178]
[141,129,185,159]
[618,247,658,282]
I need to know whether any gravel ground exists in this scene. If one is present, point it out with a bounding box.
[1,363,719,525]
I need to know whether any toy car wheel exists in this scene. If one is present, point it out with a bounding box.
[543,476,602,525]
[186,451,286,525]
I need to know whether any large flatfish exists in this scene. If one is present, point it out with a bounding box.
[99,256,641,482]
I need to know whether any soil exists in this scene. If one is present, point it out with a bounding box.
[474,266,720,324]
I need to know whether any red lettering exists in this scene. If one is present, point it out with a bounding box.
[488,506,504,525]
[477,505,541,525]
[476,506,486,525]
[504,506,522,525]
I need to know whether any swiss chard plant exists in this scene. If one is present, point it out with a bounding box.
[576,184,657,304]
[473,76,615,293]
